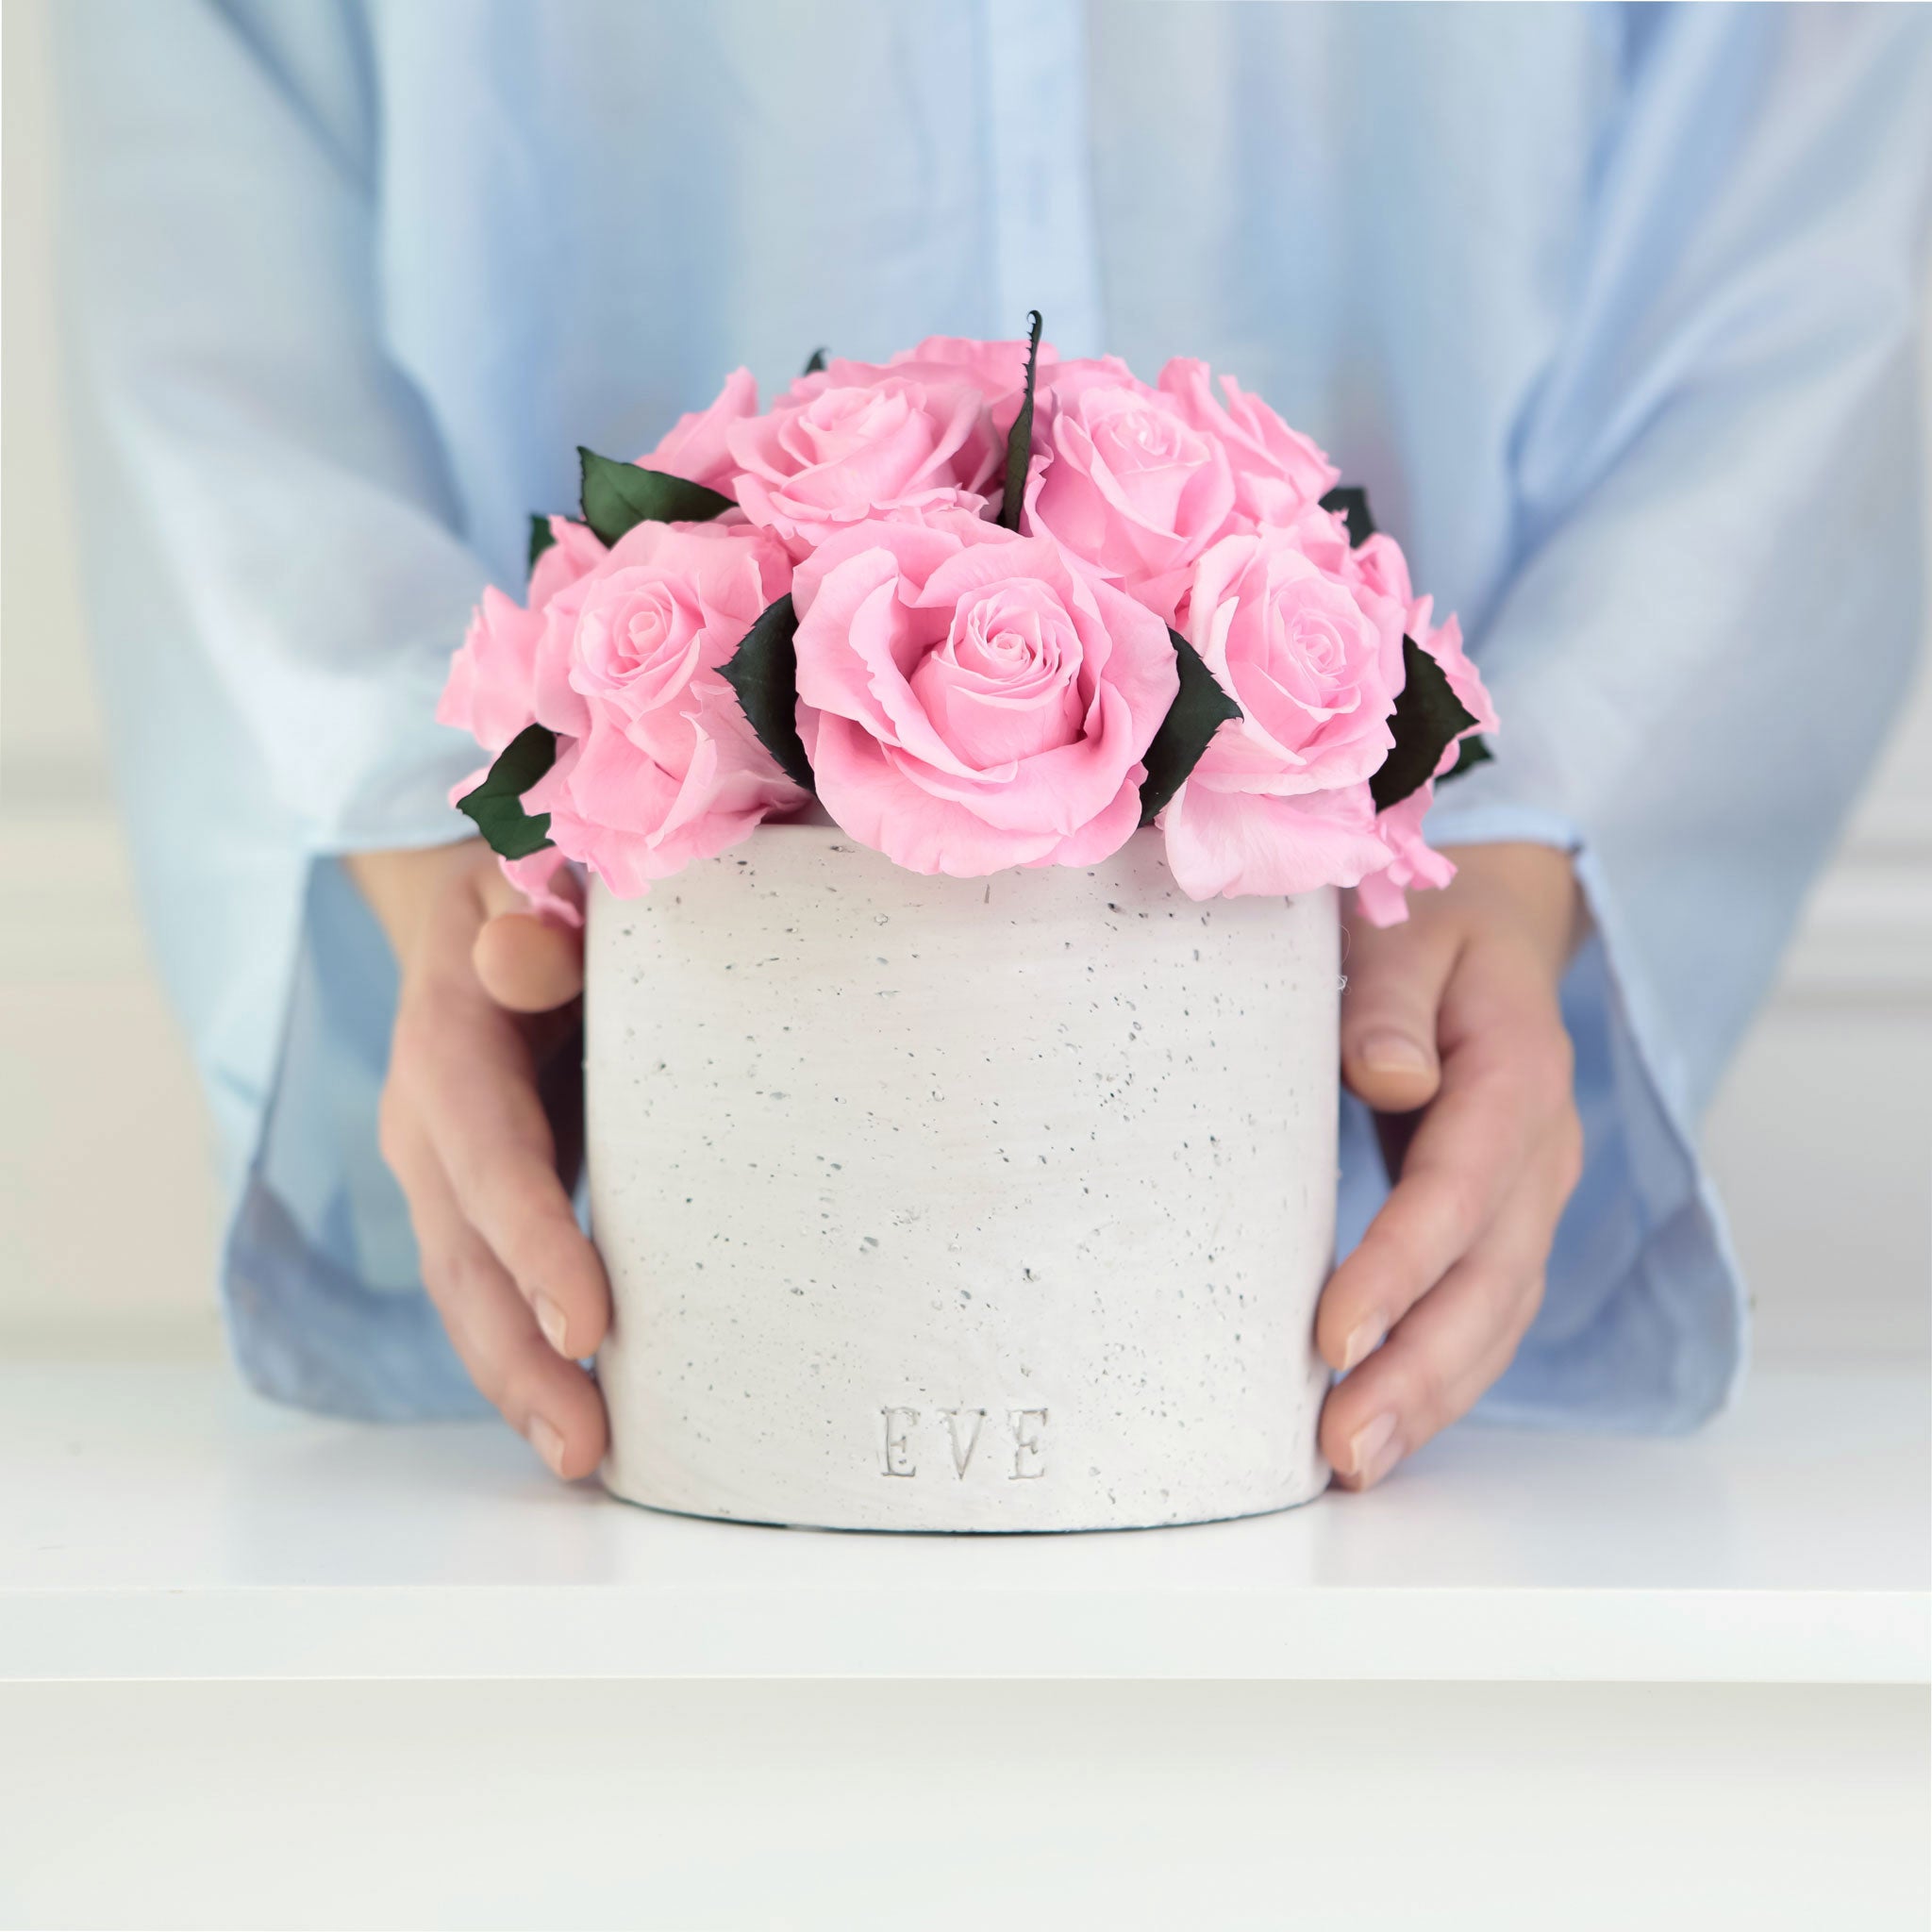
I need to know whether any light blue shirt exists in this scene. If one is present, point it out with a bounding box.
[54,3,1930,1427]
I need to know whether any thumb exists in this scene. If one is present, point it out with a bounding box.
[1340,901,1460,1114]
[473,858,586,1014]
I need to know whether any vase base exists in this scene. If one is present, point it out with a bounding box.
[595,1465,1335,1536]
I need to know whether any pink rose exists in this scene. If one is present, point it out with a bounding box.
[1026,358,1238,625]
[887,333,1042,407]
[525,521,806,896]
[1353,602,1496,926]
[888,332,1058,521]
[528,509,737,738]
[725,350,1010,554]
[1156,359,1338,529]
[1275,505,1422,681]
[791,516,1179,876]
[439,587,541,755]
[1160,529,1404,899]
[439,515,606,753]
[639,366,758,494]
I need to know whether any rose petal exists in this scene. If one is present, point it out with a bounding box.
[1163,777,1392,901]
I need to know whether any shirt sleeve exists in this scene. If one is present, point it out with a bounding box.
[52,0,492,1416]
[54,0,488,853]
[1416,2,1932,1429]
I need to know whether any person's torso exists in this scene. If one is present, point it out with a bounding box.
[329,0,1624,625]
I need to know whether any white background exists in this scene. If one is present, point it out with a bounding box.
[3,0,1928,1367]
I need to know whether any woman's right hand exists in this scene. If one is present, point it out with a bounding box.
[345,840,608,1478]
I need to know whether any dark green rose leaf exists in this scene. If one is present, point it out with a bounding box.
[1441,733,1493,784]
[528,514,557,575]
[577,446,734,546]
[457,723,558,860]
[720,593,816,794]
[1139,627,1242,826]
[802,347,828,375]
[1370,637,1480,812]
[1319,485,1376,548]
[997,308,1044,532]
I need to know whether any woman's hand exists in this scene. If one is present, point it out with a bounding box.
[1317,842,1587,1491]
[346,841,606,1478]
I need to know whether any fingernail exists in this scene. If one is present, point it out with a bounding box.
[533,1294,570,1357]
[1346,1411,1401,1485]
[527,1413,569,1477]
[1341,1318,1386,1373]
[1357,1032,1430,1075]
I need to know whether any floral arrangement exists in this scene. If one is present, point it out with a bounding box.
[440,317,1493,925]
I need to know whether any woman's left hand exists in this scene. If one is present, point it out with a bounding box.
[1316,841,1588,1491]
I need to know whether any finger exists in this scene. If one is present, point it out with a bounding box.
[475,862,585,1014]
[1316,955,1571,1374]
[413,1005,611,1363]
[475,912,586,1014]
[1339,903,1460,1114]
[383,1108,608,1479]
[1320,1173,1560,1489]
[1316,1060,1532,1374]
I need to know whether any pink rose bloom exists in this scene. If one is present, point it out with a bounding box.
[887,333,1043,408]
[439,587,542,755]
[1279,505,1423,683]
[639,365,758,494]
[1026,357,1239,625]
[525,521,806,897]
[791,516,1179,877]
[891,331,1060,524]
[529,511,731,737]
[1353,601,1496,926]
[725,350,1010,554]
[1161,529,1404,899]
[438,516,606,753]
[1156,359,1339,529]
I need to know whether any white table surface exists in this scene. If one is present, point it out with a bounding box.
[1,1359,1924,1685]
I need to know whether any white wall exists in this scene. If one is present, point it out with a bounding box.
[3,0,1927,1363]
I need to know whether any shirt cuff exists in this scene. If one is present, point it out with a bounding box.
[1347,794,1753,1431]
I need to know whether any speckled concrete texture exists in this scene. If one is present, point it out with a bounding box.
[591,824,1338,1532]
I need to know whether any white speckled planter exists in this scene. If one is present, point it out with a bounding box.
[589,825,1338,1532]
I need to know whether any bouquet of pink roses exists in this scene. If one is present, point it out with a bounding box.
[440,316,1493,925]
